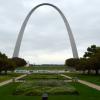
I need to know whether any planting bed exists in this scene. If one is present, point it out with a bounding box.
[13,80,78,96]
[21,74,67,80]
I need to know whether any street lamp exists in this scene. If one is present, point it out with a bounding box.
[42,93,48,100]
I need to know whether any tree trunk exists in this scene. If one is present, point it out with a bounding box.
[83,70,86,74]
[88,70,90,74]
[95,69,99,75]
[5,70,7,75]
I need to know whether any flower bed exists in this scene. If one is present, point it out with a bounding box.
[20,74,68,80]
[13,80,78,96]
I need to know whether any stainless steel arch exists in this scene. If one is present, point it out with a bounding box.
[13,3,78,58]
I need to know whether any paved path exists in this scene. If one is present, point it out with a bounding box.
[61,74,100,91]
[0,74,26,87]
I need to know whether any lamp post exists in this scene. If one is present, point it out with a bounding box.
[42,93,48,100]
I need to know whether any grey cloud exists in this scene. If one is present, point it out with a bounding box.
[0,0,100,64]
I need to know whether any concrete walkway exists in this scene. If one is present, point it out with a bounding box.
[61,74,100,91]
[0,74,26,87]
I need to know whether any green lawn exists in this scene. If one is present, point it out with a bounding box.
[0,73,22,82]
[17,65,65,70]
[64,73,100,85]
[0,71,100,100]
[21,74,67,80]
[0,82,100,100]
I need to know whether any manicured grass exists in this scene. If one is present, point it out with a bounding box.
[13,80,77,96]
[0,83,40,100]
[64,73,100,85]
[0,72,100,100]
[15,74,72,95]
[0,82,100,100]
[21,74,67,80]
[0,73,23,82]
[17,65,65,70]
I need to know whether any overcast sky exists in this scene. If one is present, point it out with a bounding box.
[0,0,100,64]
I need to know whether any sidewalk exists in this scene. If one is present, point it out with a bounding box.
[61,74,100,91]
[0,74,26,86]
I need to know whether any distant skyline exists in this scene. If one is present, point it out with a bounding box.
[0,0,100,64]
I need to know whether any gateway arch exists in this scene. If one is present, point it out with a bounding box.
[13,3,79,58]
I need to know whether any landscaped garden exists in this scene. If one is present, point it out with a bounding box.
[13,73,75,95]
[21,73,67,80]
[0,68,100,100]
[13,80,78,96]
[0,79,100,100]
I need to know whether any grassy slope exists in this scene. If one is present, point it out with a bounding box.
[0,82,100,100]
[64,73,100,85]
[17,65,65,70]
[0,73,22,82]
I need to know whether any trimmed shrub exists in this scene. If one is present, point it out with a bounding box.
[13,80,78,96]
